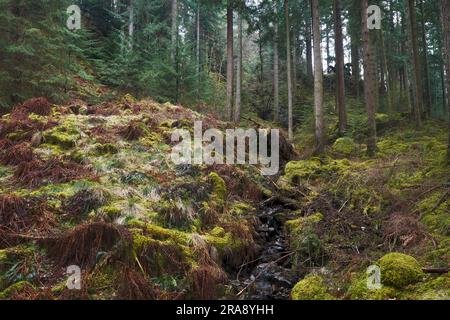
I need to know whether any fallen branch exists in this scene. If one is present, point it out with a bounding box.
[422,267,450,274]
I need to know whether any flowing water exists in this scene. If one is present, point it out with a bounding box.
[231,205,298,300]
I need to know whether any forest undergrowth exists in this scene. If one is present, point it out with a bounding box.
[0,83,448,300]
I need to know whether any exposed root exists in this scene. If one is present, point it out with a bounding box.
[41,222,132,268]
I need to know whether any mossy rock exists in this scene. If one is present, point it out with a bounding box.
[347,273,399,300]
[378,253,424,288]
[291,274,334,300]
[332,137,357,156]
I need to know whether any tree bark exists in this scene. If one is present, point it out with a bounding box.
[305,1,313,82]
[440,0,450,163]
[334,0,346,135]
[234,9,242,123]
[312,0,325,152]
[380,30,393,114]
[273,2,280,122]
[226,0,234,121]
[420,0,432,118]
[362,0,378,156]
[171,0,178,62]
[285,0,293,140]
[406,0,423,127]
[196,1,201,100]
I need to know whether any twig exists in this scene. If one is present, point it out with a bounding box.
[236,251,295,297]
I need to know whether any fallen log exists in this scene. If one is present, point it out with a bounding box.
[422,267,450,274]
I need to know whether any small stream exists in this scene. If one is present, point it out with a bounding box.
[231,205,298,300]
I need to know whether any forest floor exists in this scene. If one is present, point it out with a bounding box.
[0,84,448,300]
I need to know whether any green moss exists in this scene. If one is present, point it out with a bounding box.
[418,191,450,236]
[209,227,226,238]
[229,202,255,216]
[0,281,35,299]
[43,120,81,149]
[92,143,119,156]
[284,159,323,181]
[99,205,122,220]
[287,213,324,267]
[347,273,399,300]
[208,172,227,206]
[413,274,450,300]
[378,253,424,288]
[286,213,323,233]
[291,274,334,300]
[332,137,357,156]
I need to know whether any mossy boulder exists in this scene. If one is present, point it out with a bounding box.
[291,274,334,300]
[378,253,424,288]
[347,273,398,300]
[332,137,357,156]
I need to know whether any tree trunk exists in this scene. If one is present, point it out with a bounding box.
[226,0,234,121]
[406,0,423,127]
[362,0,378,156]
[234,10,242,123]
[305,1,313,82]
[420,0,432,118]
[312,0,325,152]
[334,0,346,135]
[128,0,134,50]
[380,30,393,113]
[274,2,280,122]
[171,0,178,62]
[440,0,450,163]
[351,40,360,98]
[196,1,201,100]
[285,0,293,140]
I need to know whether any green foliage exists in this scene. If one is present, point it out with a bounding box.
[0,0,89,110]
